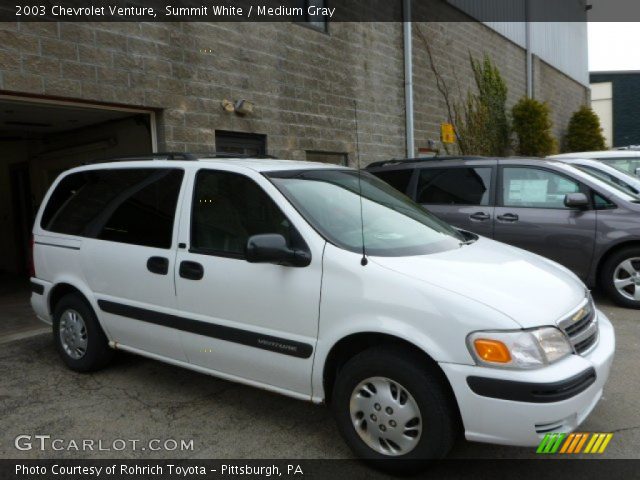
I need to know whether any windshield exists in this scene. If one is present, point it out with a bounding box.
[267,169,468,256]
[568,165,640,202]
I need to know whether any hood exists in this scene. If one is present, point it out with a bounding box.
[370,237,587,329]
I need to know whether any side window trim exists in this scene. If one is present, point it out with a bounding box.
[187,168,308,261]
[497,165,590,210]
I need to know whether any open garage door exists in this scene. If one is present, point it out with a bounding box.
[0,95,156,280]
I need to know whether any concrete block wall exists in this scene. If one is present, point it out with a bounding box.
[0,19,588,164]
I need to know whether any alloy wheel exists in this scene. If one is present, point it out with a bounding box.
[613,257,640,301]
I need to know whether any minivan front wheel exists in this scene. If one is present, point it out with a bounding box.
[53,293,114,372]
[331,346,458,470]
[601,247,640,309]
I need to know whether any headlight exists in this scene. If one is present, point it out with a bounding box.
[467,327,572,369]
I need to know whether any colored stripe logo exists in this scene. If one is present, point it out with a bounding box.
[537,433,613,454]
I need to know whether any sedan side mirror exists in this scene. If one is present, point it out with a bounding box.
[564,192,589,209]
[246,234,311,267]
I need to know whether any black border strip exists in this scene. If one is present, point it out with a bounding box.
[467,368,597,403]
[34,241,80,251]
[30,281,44,295]
[97,300,313,359]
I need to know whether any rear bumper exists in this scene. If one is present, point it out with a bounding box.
[440,310,615,446]
[30,278,52,325]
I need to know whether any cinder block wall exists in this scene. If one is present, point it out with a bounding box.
[0,19,588,164]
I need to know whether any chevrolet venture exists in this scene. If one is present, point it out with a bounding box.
[31,155,615,469]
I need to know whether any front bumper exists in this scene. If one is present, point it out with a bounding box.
[439,310,615,446]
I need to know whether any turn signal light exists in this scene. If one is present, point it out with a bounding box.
[473,339,511,363]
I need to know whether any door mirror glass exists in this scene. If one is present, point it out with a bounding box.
[564,192,589,208]
[246,234,310,267]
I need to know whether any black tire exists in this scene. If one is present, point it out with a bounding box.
[600,247,640,309]
[52,293,114,372]
[331,345,459,472]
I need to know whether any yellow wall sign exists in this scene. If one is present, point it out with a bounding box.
[441,123,455,144]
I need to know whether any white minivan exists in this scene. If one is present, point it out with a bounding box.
[31,155,615,469]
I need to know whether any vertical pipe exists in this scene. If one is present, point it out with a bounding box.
[403,0,414,157]
[525,0,533,97]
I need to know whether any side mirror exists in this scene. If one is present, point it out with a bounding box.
[634,167,640,177]
[245,234,311,267]
[564,192,589,209]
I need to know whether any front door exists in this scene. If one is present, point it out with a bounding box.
[416,166,495,237]
[175,168,322,396]
[493,166,596,280]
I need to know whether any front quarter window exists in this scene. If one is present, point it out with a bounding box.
[267,169,466,256]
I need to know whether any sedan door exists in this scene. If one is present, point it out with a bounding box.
[493,166,596,280]
[174,168,323,397]
[415,165,496,237]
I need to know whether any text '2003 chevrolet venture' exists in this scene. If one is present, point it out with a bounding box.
[30,155,614,471]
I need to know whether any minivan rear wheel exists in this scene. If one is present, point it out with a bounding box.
[331,346,458,471]
[601,247,640,309]
[53,293,114,372]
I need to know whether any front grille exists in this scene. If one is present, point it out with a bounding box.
[558,297,599,356]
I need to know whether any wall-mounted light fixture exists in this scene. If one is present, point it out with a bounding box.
[221,99,254,116]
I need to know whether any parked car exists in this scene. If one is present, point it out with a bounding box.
[367,156,640,309]
[31,155,614,470]
[554,158,640,195]
[549,150,640,178]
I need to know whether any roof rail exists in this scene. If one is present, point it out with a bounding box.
[367,155,485,168]
[92,152,278,163]
[98,152,198,162]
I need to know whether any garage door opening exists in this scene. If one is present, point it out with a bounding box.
[0,96,155,282]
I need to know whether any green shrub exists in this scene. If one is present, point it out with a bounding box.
[455,54,510,156]
[564,105,606,152]
[511,97,556,156]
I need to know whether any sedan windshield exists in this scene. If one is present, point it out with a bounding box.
[267,169,467,256]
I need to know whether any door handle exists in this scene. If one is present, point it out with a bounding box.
[179,261,204,280]
[147,256,169,275]
[497,213,519,222]
[469,212,491,221]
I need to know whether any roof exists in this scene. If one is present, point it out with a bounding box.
[549,151,640,159]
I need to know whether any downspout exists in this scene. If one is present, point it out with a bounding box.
[525,0,533,97]
[403,0,414,157]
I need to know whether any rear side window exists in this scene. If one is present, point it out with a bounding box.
[41,168,184,249]
[417,167,492,205]
[370,169,414,195]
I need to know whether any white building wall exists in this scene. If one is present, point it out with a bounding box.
[590,82,613,147]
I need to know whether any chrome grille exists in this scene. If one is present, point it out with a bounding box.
[558,296,599,355]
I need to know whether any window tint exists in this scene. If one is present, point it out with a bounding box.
[191,170,292,257]
[371,169,414,195]
[42,169,183,248]
[417,167,492,205]
[502,168,580,209]
[593,192,616,210]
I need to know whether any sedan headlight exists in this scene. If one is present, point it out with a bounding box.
[467,327,573,369]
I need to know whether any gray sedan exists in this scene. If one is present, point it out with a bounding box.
[368,157,640,309]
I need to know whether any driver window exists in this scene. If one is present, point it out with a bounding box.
[502,168,580,209]
[191,170,292,257]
